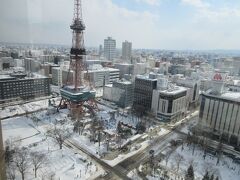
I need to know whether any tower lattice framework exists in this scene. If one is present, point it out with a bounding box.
[69,0,86,89]
[58,0,97,116]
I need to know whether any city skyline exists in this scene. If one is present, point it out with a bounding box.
[1,0,240,50]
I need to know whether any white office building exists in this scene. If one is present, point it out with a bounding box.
[86,67,119,87]
[152,77,188,122]
[104,37,116,61]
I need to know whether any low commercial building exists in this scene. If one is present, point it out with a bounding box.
[0,73,51,103]
[86,60,101,69]
[152,84,188,122]
[14,59,25,67]
[175,78,200,106]
[0,57,14,70]
[198,73,240,146]
[103,80,133,108]
[168,64,187,75]
[134,63,147,75]
[52,62,72,86]
[114,63,134,78]
[52,65,120,88]
[24,58,41,72]
[86,67,120,87]
[107,68,120,83]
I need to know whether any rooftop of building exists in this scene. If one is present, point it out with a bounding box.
[204,89,240,102]
[176,78,199,87]
[136,74,157,81]
[104,84,113,88]
[221,92,240,100]
[87,67,119,73]
[86,59,101,62]
[114,79,132,85]
[0,72,48,81]
[114,63,134,66]
[158,85,188,95]
[0,75,14,80]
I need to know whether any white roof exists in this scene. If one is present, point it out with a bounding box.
[221,92,240,101]
[136,75,157,81]
[159,86,187,95]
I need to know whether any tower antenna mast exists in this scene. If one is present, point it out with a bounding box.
[70,0,86,90]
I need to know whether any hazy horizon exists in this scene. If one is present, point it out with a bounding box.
[1,0,240,50]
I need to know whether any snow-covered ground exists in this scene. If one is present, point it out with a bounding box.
[2,96,179,180]
[105,140,150,166]
[2,100,154,179]
[158,144,240,180]
[2,111,104,180]
[0,99,50,119]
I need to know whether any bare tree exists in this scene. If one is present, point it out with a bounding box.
[175,153,184,172]
[6,163,16,180]
[4,138,21,165]
[165,149,174,166]
[46,123,72,149]
[13,148,30,180]
[5,138,22,180]
[31,115,40,127]
[89,116,104,143]
[185,164,194,180]
[30,152,47,178]
[73,120,87,135]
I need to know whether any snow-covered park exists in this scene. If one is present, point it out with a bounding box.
[2,110,104,180]
[144,143,240,180]
[1,99,156,179]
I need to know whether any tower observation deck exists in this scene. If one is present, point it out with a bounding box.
[59,0,96,115]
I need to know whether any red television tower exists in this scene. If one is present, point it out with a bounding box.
[70,0,85,90]
[58,0,96,116]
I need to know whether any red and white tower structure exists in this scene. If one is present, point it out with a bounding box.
[59,0,96,115]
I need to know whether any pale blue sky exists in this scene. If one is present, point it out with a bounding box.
[0,0,240,49]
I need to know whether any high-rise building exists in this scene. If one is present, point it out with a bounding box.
[99,45,103,57]
[122,40,132,61]
[133,75,157,111]
[104,37,116,61]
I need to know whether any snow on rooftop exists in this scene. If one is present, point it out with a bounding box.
[0,75,14,80]
[159,85,187,95]
[221,91,240,100]
[136,75,157,81]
